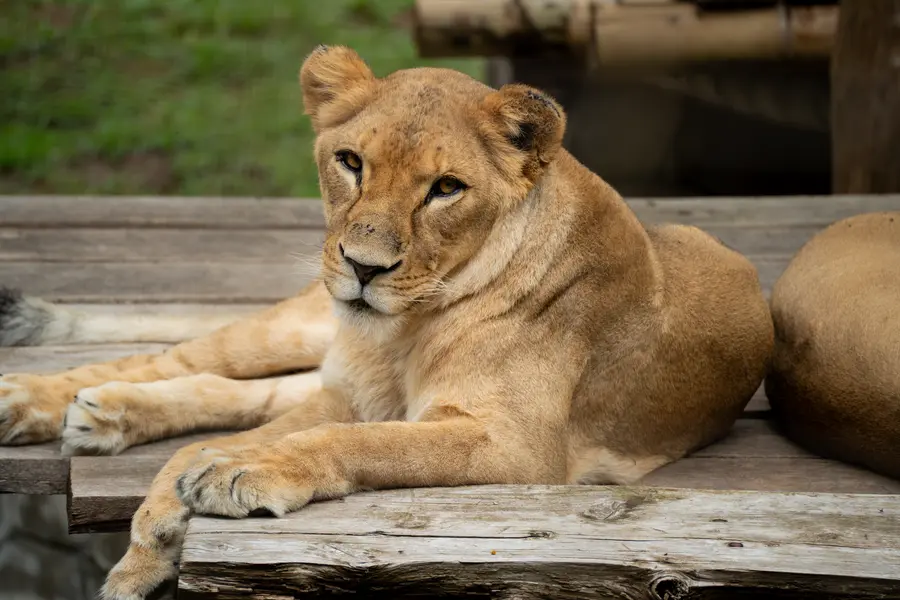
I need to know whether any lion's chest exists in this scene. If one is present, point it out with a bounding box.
[320,332,427,423]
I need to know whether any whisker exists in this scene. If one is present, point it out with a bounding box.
[292,252,324,279]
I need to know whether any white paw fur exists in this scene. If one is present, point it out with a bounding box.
[61,384,129,456]
[0,377,55,444]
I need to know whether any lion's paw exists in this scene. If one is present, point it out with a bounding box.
[0,375,66,444]
[101,540,180,600]
[102,494,189,600]
[61,382,143,456]
[175,445,321,518]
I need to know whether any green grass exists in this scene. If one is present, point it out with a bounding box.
[0,0,484,196]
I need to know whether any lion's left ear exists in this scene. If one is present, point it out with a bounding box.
[300,45,376,132]
[481,84,566,181]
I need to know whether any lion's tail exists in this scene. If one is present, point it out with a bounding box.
[0,287,241,347]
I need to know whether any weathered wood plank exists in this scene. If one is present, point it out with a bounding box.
[178,485,900,599]
[831,0,900,194]
[0,432,217,497]
[68,456,183,532]
[744,385,769,415]
[0,228,324,263]
[66,433,224,531]
[0,262,315,303]
[0,258,789,302]
[629,195,900,227]
[2,195,898,229]
[0,196,325,229]
[641,457,900,494]
[67,434,221,532]
[66,419,897,533]
[1,344,172,374]
[0,226,819,263]
[0,444,68,495]
[69,303,267,316]
[415,0,836,64]
[691,419,798,458]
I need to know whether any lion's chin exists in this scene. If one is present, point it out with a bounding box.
[344,297,379,314]
[335,297,409,341]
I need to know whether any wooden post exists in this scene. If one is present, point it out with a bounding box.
[414,0,837,66]
[831,0,900,193]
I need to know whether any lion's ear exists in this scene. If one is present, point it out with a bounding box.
[481,84,566,181]
[300,45,376,132]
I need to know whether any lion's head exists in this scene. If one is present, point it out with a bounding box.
[300,46,566,326]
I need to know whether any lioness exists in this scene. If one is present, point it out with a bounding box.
[767,211,900,480]
[0,46,773,599]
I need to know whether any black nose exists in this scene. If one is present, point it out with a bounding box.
[345,257,390,286]
[340,246,401,286]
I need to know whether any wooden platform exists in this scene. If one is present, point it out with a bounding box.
[2,194,899,596]
[179,485,900,599]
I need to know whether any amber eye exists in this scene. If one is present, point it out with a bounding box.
[336,151,362,173]
[427,176,466,202]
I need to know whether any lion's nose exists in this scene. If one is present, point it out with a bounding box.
[340,244,400,286]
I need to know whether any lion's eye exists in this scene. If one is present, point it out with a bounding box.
[336,151,362,173]
[427,176,466,203]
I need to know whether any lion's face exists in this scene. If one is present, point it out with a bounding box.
[300,46,565,325]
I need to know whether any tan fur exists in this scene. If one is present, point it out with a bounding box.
[766,211,900,479]
[0,282,334,447]
[0,47,773,599]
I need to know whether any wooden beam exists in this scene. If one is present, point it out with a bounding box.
[0,196,325,230]
[0,224,825,263]
[3,195,898,230]
[0,258,789,302]
[66,419,900,534]
[1,344,171,374]
[178,485,900,598]
[0,444,68,495]
[0,262,314,303]
[0,228,324,263]
[831,0,900,193]
[414,0,838,65]
[65,433,220,532]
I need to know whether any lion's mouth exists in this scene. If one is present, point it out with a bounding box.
[345,298,377,313]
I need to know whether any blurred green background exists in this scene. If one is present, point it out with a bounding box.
[1,0,485,197]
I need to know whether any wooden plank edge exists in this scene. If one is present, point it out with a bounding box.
[177,484,900,599]
[0,444,68,495]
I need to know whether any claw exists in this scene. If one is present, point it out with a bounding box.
[229,469,247,500]
[76,395,99,409]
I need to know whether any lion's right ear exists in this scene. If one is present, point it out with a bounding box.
[480,84,566,183]
[300,45,376,132]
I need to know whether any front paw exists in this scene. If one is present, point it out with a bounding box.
[175,444,344,518]
[102,495,188,600]
[0,375,67,444]
[61,382,139,456]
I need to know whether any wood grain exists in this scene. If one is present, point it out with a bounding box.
[0,258,788,302]
[66,420,898,533]
[0,196,325,229]
[0,443,68,495]
[0,432,217,497]
[0,228,324,263]
[0,262,315,303]
[3,195,898,229]
[831,0,900,194]
[66,433,220,532]
[1,344,171,374]
[178,485,900,599]
[0,225,821,263]
[68,304,267,316]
